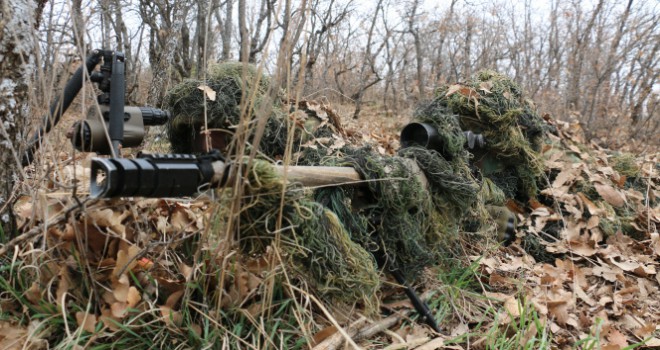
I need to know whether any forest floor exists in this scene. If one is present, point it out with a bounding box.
[0,103,658,350]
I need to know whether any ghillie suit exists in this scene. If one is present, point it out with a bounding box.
[431,70,549,203]
[165,67,546,308]
[165,62,339,157]
[165,62,286,155]
[398,72,554,255]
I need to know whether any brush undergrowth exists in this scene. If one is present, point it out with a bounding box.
[423,256,553,349]
[0,221,320,349]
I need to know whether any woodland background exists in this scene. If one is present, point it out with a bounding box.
[13,0,660,150]
[0,0,659,349]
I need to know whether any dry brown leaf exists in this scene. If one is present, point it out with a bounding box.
[89,208,128,234]
[42,196,65,222]
[643,337,660,346]
[553,169,578,188]
[633,323,656,339]
[650,233,660,257]
[483,292,511,301]
[586,215,600,230]
[478,81,493,94]
[127,286,141,308]
[592,264,623,283]
[519,323,539,348]
[56,266,71,308]
[602,345,621,350]
[165,290,185,308]
[609,258,655,277]
[489,273,512,286]
[0,322,27,350]
[504,297,521,318]
[577,193,603,215]
[13,196,33,227]
[113,274,130,302]
[25,282,41,305]
[574,284,597,307]
[445,84,463,97]
[594,183,626,207]
[606,329,629,347]
[414,337,449,350]
[102,290,117,305]
[113,244,141,277]
[100,308,120,331]
[312,325,338,346]
[450,323,469,337]
[75,312,97,333]
[111,302,128,318]
[632,264,656,277]
[568,240,598,256]
[549,303,569,326]
[171,207,193,231]
[197,84,217,101]
[179,263,194,281]
[160,306,183,327]
[191,323,202,336]
[156,216,169,234]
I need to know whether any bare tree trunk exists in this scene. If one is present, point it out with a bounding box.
[146,1,187,107]
[565,0,603,112]
[432,0,456,83]
[238,0,248,62]
[222,0,233,60]
[462,17,473,79]
[0,0,36,236]
[195,0,210,77]
[585,0,632,127]
[72,0,85,49]
[406,0,424,99]
[248,0,274,63]
[351,0,385,119]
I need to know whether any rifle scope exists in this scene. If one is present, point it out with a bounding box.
[400,122,485,159]
[71,106,170,153]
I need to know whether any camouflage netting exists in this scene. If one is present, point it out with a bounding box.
[317,146,479,272]
[231,145,481,306]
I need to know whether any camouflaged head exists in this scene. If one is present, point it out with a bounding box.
[164,62,279,154]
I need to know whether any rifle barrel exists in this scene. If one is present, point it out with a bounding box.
[90,152,430,198]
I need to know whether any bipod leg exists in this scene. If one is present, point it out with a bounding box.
[389,269,442,333]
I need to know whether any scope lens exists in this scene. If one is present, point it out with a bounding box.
[71,121,92,152]
[140,107,171,126]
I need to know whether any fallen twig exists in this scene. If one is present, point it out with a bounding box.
[312,291,436,350]
[0,220,51,258]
